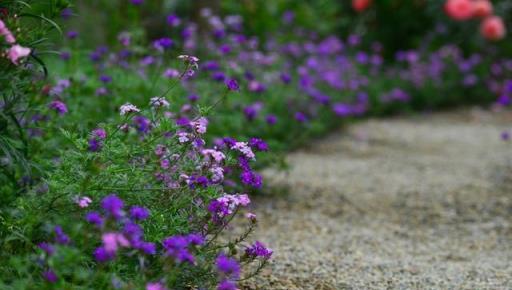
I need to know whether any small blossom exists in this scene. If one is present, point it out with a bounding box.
[130,206,150,221]
[54,226,70,245]
[226,79,239,91]
[147,282,168,290]
[119,103,140,115]
[42,269,58,283]
[245,241,273,259]
[245,212,257,222]
[177,54,200,69]
[101,194,124,219]
[49,100,68,115]
[150,97,170,108]
[177,132,190,143]
[85,211,104,227]
[38,242,55,256]
[216,254,240,279]
[94,246,115,262]
[75,196,92,208]
[102,232,130,254]
[217,280,237,290]
[7,45,31,65]
[231,142,255,159]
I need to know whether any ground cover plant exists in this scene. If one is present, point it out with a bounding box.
[1,0,511,289]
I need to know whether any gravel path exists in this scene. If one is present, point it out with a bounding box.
[243,109,512,290]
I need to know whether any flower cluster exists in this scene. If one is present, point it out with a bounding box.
[0,19,31,65]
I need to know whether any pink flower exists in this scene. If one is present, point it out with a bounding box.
[245,212,257,222]
[352,0,372,12]
[75,196,92,208]
[472,0,493,18]
[480,16,506,41]
[0,20,15,44]
[102,232,130,254]
[119,103,140,115]
[7,45,31,65]
[444,0,474,21]
[146,282,167,290]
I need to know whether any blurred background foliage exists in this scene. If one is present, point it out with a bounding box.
[69,0,512,58]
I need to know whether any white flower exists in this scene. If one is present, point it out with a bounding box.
[177,54,200,69]
[231,142,255,160]
[177,132,189,143]
[74,196,92,208]
[150,97,170,108]
[119,103,140,115]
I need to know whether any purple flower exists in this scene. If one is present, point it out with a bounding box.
[203,60,220,71]
[332,103,352,117]
[280,73,291,84]
[240,170,263,188]
[60,8,73,20]
[216,254,240,279]
[162,235,196,264]
[243,102,263,121]
[131,0,144,5]
[92,128,107,139]
[99,75,112,83]
[248,138,268,151]
[60,51,70,61]
[43,269,58,283]
[212,71,226,82]
[294,112,307,123]
[94,246,115,262]
[54,226,70,245]
[176,117,190,127]
[137,241,156,255]
[37,242,55,255]
[186,233,205,246]
[217,280,237,290]
[153,37,174,51]
[101,194,124,219]
[123,222,144,245]
[166,14,181,27]
[245,241,273,259]
[501,131,510,141]
[265,114,277,125]
[133,116,151,134]
[85,211,104,227]
[66,30,78,39]
[88,137,102,152]
[188,94,200,102]
[497,94,510,106]
[130,206,150,221]
[226,79,239,91]
[49,100,68,115]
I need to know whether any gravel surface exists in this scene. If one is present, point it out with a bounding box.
[242,109,512,290]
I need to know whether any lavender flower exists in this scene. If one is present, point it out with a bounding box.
[216,254,240,279]
[94,246,115,262]
[54,226,70,245]
[42,269,58,283]
[217,280,237,290]
[85,211,104,227]
[245,241,273,259]
[37,242,55,255]
[119,103,140,115]
[226,79,239,91]
[49,100,68,115]
[101,194,124,219]
[147,282,168,290]
[150,97,170,108]
[130,206,150,221]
